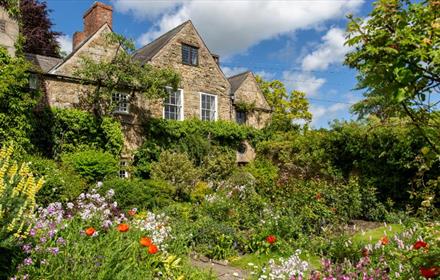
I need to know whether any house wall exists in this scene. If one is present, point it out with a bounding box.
[233,74,271,129]
[0,7,19,57]
[148,22,232,121]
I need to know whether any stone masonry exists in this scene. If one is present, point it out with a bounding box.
[0,7,19,57]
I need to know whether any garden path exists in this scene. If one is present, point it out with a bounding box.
[191,257,249,280]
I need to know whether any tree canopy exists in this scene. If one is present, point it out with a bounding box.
[345,0,440,152]
[256,76,312,130]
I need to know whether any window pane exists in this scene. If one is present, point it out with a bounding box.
[182,45,190,64]
[164,89,182,120]
[191,48,198,65]
[201,94,216,121]
[236,111,246,124]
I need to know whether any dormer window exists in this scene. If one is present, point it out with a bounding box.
[112,92,129,114]
[182,44,198,66]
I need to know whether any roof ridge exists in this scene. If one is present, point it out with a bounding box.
[133,20,190,56]
[49,23,112,73]
[227,70,251,79]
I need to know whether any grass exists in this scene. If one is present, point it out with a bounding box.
[352,223,404,245]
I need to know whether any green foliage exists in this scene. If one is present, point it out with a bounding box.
[0,48,39,151]
[346,0,439,117]
[61,149,118,183]
[234,101,256,113]
[32,108,123,157]
[74,33,180,117]
[345,0,440,159]
[256,76,312,130]
[25,155,86,206]
[150,151,201,200]
[201,146,237,181]
[134,118,258,177]
[100,178,175,210]
[244,158,279,196]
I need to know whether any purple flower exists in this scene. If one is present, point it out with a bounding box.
[23,257,33,266]
[22,244,32,254]
[56,237,66,245]
[47,247,59,255]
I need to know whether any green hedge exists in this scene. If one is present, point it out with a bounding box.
[32,108,123,157]
[100,178,175,210]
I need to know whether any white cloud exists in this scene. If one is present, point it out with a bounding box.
[310,102,349,126]
[221,66,248,77]
[57,35,72,55]
[255,71,276,81]
[282,71,326,97]
[113,0,364,56]
[301,27,353,71]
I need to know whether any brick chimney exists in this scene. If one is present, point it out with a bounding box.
[72,2,113,50]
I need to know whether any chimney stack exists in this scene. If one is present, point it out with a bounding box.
[72,2,113,50]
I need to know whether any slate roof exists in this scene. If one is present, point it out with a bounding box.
[132,20,190,64]
[228,71,251,95]
[24,53,63,73]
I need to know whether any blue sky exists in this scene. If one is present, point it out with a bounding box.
[47,0,374,128]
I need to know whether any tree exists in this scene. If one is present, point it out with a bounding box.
[75,33,180,118]
[0,47,39,150]
[1,0,62,57]
[19,0,62,57]
[256,76,312,130]
[345,0,439,151]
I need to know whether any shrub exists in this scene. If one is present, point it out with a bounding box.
[100,178,175,210]
[61,149,118,183]
[25,155,87,206]
[150,151,201,200]
[32,108,124,157]
[0,146,44,240]
[245,158,279,196]
[201,146,236,181]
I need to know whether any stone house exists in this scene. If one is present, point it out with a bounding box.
[0,7,19,57]
[1,2,271,169]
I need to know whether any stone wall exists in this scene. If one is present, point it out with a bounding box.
[233,73,271,129]
[0,7,19,56]
[148,21,232,121]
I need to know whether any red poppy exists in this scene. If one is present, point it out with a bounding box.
[420,267,440,278]
[85,227,96,236]
[127,209,136,216]
[413,240,428,250]
[380,236,389,245]
[117,223,129,232]
[148,244,159,254]
[140,237,153,247]
[266,235,277,244]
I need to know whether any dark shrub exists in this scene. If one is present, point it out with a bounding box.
[100,178,175,210]
[26,155,87,205]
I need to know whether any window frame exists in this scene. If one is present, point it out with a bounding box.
[112,92,130,114]
[119,160,129,179]
[181,43,199,66]
[163,87,184,121]
[199,92,218,121]
[28,74,39,90]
